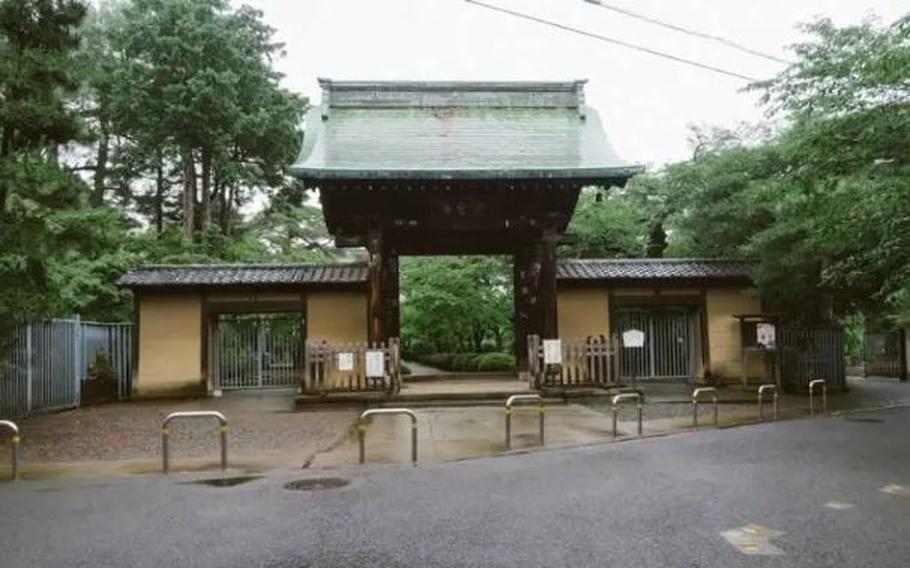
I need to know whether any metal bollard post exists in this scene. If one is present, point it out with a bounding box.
[809,379,827,415]
[611,393,643,438]
[504,394,545,451]
[757,384,778,421]
[0,420,20,480]
[358,408,418,466]
[160,411,229,475]
[692,387,718,430]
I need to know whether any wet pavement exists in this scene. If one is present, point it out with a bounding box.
[0,376,906,477]
[0,392,358,476]
[1,405,907,567]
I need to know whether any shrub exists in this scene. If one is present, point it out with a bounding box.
[475,352,515,372]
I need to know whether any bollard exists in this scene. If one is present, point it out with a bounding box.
[504,394,545,451]
[160,411,229,474]
[757,384,778,421]
[611,393,643,438]
[0,420,20,480]
[809,379,827,415]
[692,388,718,430]
[358,408,418,466]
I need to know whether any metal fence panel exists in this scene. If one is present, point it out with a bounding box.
[863,330,907,380]
[779,326,846,392]
[0,319,133,418]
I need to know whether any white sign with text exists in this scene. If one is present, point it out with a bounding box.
[365,350,385,377]
[337,352,354,371]
[543,339,563,365]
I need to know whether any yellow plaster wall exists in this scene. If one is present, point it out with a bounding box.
[136,293,203,397]
[557,288,609,338]
[706,287,765,381]
[307,292,368,343]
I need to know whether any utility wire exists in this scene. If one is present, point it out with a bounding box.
[582,0,790,64]
[464,0,759,82]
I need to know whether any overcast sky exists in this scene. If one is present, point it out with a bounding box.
[242,0,905,167]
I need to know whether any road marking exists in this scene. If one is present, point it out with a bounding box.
[879,484,910,497]
[825,501,855,510]
[721,524,785,556]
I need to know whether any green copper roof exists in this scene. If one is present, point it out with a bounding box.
[290,79,641,182]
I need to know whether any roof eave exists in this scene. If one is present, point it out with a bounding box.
[289,165,644,183]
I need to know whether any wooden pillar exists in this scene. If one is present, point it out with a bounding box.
[513,247,533,374]
[382,243,400,340]
[514,235,559,375]
[367,230,383,343]
[539,231,559,340]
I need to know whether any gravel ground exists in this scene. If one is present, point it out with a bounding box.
[0,393,358,467]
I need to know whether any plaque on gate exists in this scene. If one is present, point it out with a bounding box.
[622,329,645,348]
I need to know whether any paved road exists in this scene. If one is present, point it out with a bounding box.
[1,406,908,567]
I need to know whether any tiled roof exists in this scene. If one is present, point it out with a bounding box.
[556,258,753,282]
[119,263,368,288]
[290,79,641,182]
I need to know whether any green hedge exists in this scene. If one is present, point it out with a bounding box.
[414,352,515,373]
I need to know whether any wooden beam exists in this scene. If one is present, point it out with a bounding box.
[367,229,384,343]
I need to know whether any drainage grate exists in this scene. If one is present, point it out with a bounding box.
[842,416,886,423]
[283,477,350,492]
[185,475,263,488]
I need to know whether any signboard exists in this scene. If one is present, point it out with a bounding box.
[622,329,645,348]
[756,323,776,349]
[365,350,385,378]
[543,339,563,365]
[337,352,354,371]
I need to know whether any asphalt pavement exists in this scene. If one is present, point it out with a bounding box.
[1,405,908,567]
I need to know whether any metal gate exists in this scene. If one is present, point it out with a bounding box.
[863,330,907,380]
[614,308,695,381]
[212,314,303,390]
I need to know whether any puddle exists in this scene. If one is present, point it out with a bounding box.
[184,475,263,488]
[283,477,350,491]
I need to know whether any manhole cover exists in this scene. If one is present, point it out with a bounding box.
[185,475,263,488]
[843,417,885,423]
[284,477,350,492]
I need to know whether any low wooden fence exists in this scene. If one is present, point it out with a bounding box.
[303,338,401,394]
[528,335,619,389]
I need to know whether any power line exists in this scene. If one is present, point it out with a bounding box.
[464,0,759,82]
[582,0,790,64]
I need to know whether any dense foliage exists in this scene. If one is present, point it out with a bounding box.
[565,15,910,327]
[0,0,327,323]
[0,1,906,348]
[400,256,513,357]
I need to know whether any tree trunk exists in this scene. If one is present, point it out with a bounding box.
[91,125,109,207]
[155,149,165,235]
[223,184,235,236]
[181,149,196,240]
[200,149,212,232]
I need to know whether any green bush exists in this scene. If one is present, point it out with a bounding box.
[475,352,515,372]
[413,352,515,373]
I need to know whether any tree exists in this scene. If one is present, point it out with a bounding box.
[400,257,513,355]
[104,0,306,239]
[0,0,135,323]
